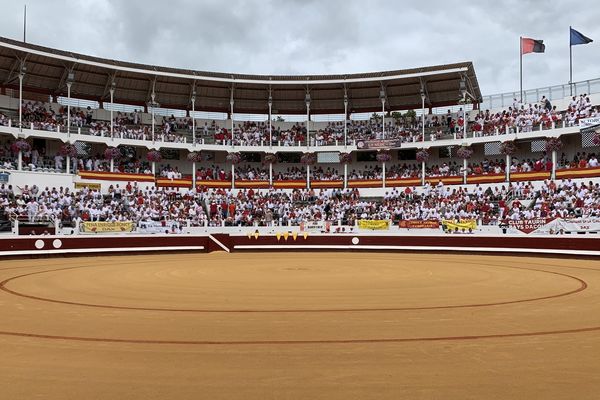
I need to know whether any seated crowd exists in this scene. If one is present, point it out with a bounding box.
[0,94,595,146]
[1,179,599,229]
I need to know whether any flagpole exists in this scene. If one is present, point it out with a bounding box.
[519,36,523,102]
[569,26,573,96]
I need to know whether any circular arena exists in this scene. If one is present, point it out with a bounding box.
[1,252,600,399]
[1,5,600,399]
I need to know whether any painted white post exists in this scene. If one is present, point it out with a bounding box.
[463,109,467,139]
[269,162,273,186]
[382,162,386,188]
[421,161,426,186]
[151,94,156,143]
[110,87,115,139]
[463,158,467,184]
[110,158,114,173]
[505,154,511,182]
[306,164,310,188]
[343,94,348,148]
[306,100,310,148]
[230,98,234,146]
[192,161,196,188]
[191,94,196,145]
[421,93,426,142]
[152,161,156,176]
[66,81,72,136]
[268,96,273,148]
[344,163,348,189]
[381,99,386,139]
[231,164,235,189]
[551,150,557,180]
[18,72,23,131]
[17,151,22,170]
[66,156,70,174]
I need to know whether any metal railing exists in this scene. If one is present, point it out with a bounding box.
[480,78,600,110]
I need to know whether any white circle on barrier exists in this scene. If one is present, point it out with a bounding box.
[35,240,45,249]
[351,237,359,245]
[53,239,63,249]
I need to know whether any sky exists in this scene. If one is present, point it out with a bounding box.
[1,0,599,96]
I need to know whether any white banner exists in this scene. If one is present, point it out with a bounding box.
[137,220,182,234]
[532,218,600,234]
[299,221,331,233]
[579,117,600,128]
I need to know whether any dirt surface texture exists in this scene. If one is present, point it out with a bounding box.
[1,252,599,399]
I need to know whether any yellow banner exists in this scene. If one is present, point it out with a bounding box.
[82,221,135,233]
[75,182,101,191]
[442,219,477,231]
[358,220,390,230]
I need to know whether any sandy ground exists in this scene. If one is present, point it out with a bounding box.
[0,252,599,399]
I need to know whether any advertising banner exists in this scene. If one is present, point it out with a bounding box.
[74,182,101,191]
[81,221,135,233]
[299,221,331,233]
[358,220,390,230]
[442,219,477,231]
[532,217,600,234]
[356,139,402,150]
[508,218,555,234]
[398,220,440,229]
[137,220,181,234]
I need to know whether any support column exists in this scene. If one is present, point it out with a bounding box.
[18,72,24,131]
[421,91,426,142]
[463,158,467,184]
[343,92,348,148]
[305,96,311,148]
[110,158,114,173]
[463,108,467,139]
[421,161,425,186]
[191,92,196,145]
[152,161,156,176]
[231,164,235,189]
[109,87,115,139]
[381,98,386,139]
[151,93,156,143]
[66,81,72,135]
[344,163,348,189]
[230,97,234,145]
[269,162,273,186]
[382,162,386,188]
[505,154,511,182]
[18,150,22,170]
[306,164,310,188]
[66,156,71,174]
[268,93,273,148]
[192,161,196,188]
[551,150,557,180]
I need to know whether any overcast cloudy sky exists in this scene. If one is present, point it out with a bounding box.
[1,0,598,95]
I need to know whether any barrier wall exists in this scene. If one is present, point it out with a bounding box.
[1,234,598,257]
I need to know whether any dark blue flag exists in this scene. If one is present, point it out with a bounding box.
[570,28,593,46]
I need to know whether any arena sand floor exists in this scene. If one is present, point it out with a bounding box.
[0,252,599,399]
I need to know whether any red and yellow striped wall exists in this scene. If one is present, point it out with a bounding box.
[466,173,506,184]
[386,177,422,187]
[510,171,551,182]
[155,178,193,188]
[556,167,600,180]
[78,171,155,182]
[235,180,270,189]
[78,167,600,190]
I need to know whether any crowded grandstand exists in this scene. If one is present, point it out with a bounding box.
[0,36,599,237]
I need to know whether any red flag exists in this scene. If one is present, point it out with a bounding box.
[521,38,545,55]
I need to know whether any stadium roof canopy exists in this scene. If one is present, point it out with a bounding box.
[0,36,482,115]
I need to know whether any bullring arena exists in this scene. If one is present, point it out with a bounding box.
[1,12,600,398]
[1,241,600,399]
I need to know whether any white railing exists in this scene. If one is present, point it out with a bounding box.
[480,78,600,110]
